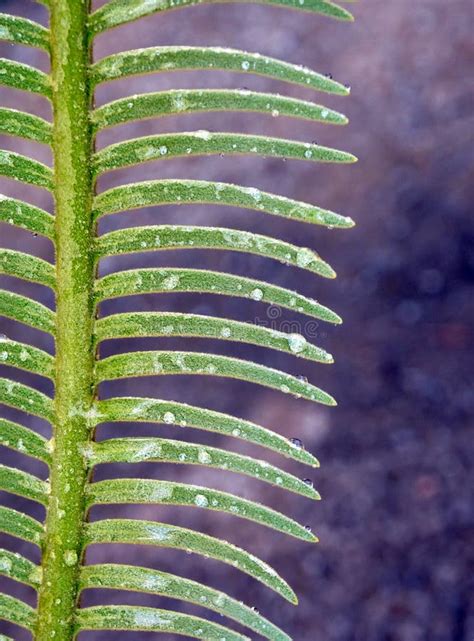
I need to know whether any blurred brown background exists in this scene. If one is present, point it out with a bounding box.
[1,0,473,639]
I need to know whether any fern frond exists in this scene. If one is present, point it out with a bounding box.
[0,1,356,638]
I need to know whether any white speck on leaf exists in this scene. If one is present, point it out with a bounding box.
[194,494,209,508]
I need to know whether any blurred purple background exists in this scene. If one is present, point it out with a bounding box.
[1,0,473,639]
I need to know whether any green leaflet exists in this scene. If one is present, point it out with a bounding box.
[0,197,55,238]
[0,418,51,464]
[94,397,320,467]
[0,108,52,145]
[0,14,50,51]
[85,518,297,602]
[0,506,43,546]
[0,548,41,587]
[94,267,342,324]
[0,150,53,190]
[92,179,354,228]
[77,605,249,640]
[0,291,56,335]
[80,564,290,641]
[0,249,56,289]
[94,312,333,363]
[0,594,36,631]
[89,0,353,36]
[0,463,49,506]
[93,131,356,176]
[95,350,336,405]
[92,89,347,131]
[95,226,337,279]
[95,312,333,363]
[86,478,317,540]
[91,46,350,95]
[0,378,54,423]
[91,437,317,497]
[0,340,55,380]
[0,58,51,98]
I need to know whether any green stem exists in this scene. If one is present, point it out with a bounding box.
[36,1,94,639]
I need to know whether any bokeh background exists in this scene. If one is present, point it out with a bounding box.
[1,0,473,639]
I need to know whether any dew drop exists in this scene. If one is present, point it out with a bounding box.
[288,333,307,353]
[163,411,176,424]
[296,247,314,268]
[0,557,12,573]
[194,494,209,508]
[290,437,304,449]
[250,288,263,301]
